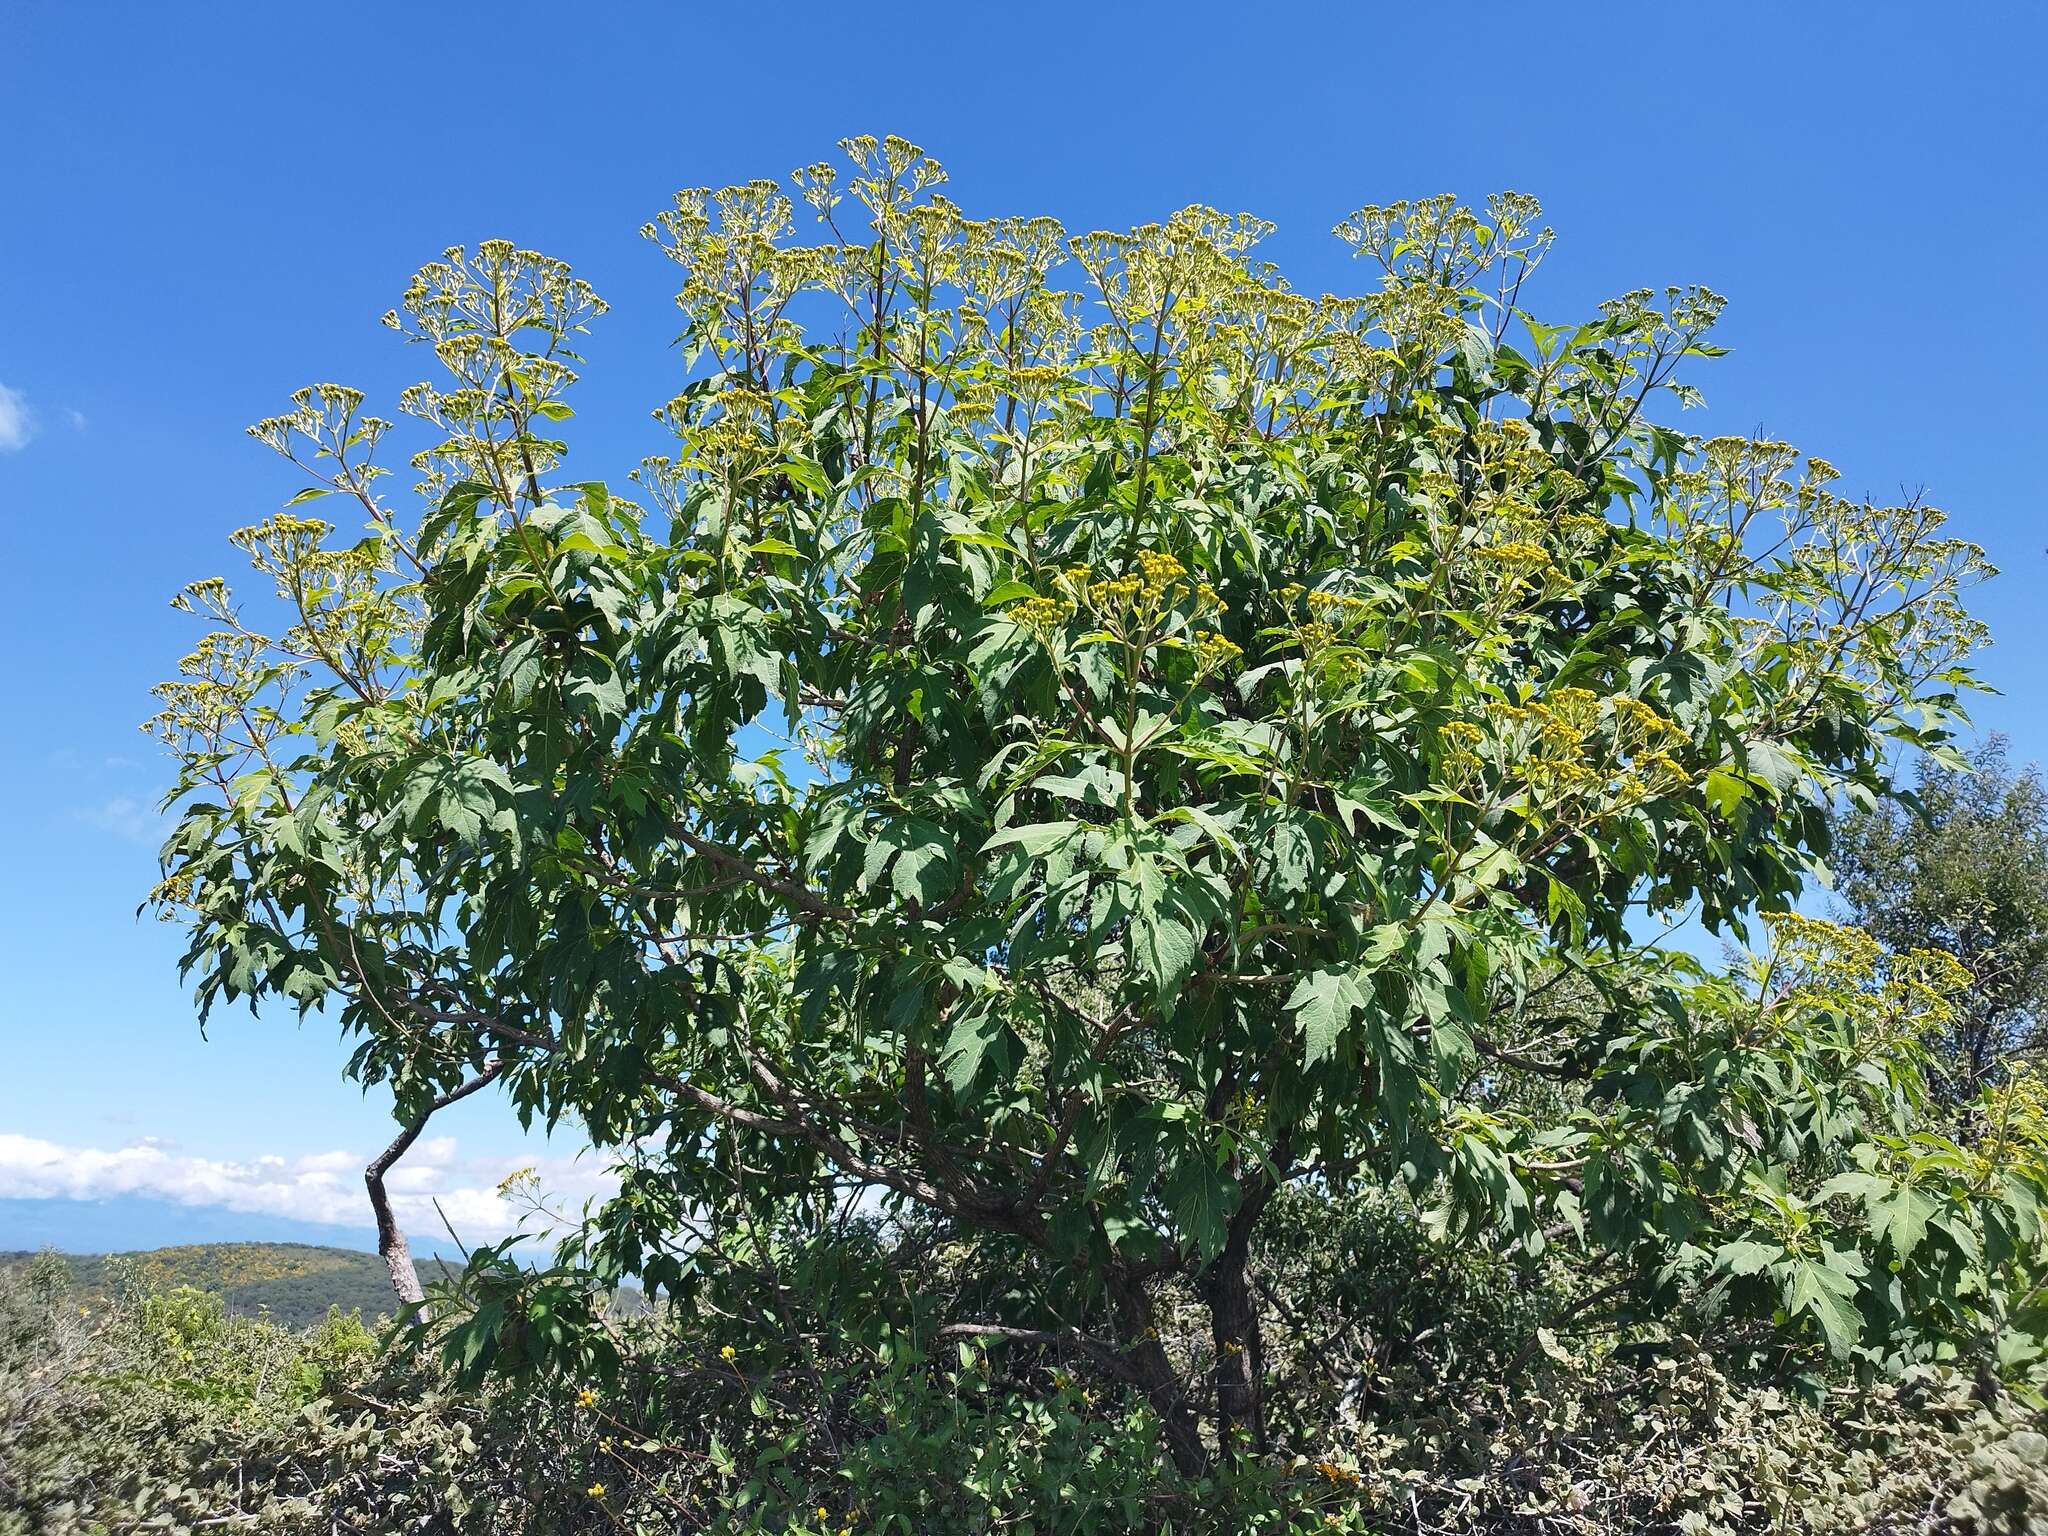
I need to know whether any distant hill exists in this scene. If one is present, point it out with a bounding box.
[4,1241,649,1329]
[3,1242,434,1327]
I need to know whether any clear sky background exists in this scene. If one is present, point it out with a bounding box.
[1,1,2043,1241]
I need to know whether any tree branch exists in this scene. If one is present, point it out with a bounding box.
[364,1061,505,1311]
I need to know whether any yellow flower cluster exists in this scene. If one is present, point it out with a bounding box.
[1528,758,1607,795]
[1635,750,1692,790]
[1135,549,1186,597]
[169,576,231,616]
[1305,589,1372,621]
[1194,631,1244,672]
[147,871,196,917]
[1440,720,1484,748]
[1977,1068,2048,1172]
[1089,573,1146,608]
[576,1387,597,1408]
[1439,719,1487,783]
[1473,689,1698,810]
[1544,686,1601,734]
[1313,1459,1365,1489]
[1612,696,1684,747]
[1476,540,1555,568]
[1486,695,1604,802]
[1009,362,1069,393]
[1044,551,1229,626]
[1765,911,1970,1036]
[1009,594,1074,631]
[230,511,333,557]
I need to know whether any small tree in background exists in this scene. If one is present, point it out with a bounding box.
[147,137,2046,1514]
[1832,737,2048,1098]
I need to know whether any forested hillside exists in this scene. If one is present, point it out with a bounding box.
[1,1244,411,1328]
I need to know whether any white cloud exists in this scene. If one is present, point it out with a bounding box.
[66,408,87,432]
[76,795,155,843]
[0,384,33,452]
[0,1131,616,1245]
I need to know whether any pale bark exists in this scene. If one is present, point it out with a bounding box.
[363,1063,504,1312]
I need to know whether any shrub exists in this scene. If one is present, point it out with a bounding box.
[134,136,2047,1526]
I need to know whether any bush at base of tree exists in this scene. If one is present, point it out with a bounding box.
[6,1250,2048,1534]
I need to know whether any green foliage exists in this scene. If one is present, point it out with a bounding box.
[141,134,2042,1515]
[1832,736,2048,1096]
[8,1255,2048,1534]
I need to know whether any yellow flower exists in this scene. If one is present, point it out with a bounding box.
[1009,593,1074,632]
[719,1343,737,1361]
[1305,589,1370,619]
[817,1507,830,1521]
[587,1481,606,1498]
[1194,630,1243,673]
[1637,750,1692,788]
[1134,548,1186,597]
[1475,540,1557,580]
[576,1387,597,1408]
[1089,573,1145,608]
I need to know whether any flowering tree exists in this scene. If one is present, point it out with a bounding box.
[151,137,2041,1484]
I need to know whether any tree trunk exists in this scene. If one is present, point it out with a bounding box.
[368,1181,426,1308]
[1202,1242,1265,1453]
[1203,1157,1280,1455]
[1106,1267,1208,1479]
[363,1063,504,1314]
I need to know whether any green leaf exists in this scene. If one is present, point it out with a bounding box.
[1166,1156,1234,1260]
[1714,1238,1781,1278]
[982,821,1080,858]
[1290,967,1363,1066]
[1133,911,1198,1007]
[942,1006,1014,1094]
[1877,1185,1937,1260]
[1785,1256,1862,1357]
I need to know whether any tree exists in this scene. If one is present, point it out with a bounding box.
[1833,737,2048,1097]
[150,137,2039,1491]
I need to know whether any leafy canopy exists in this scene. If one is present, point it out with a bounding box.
[151,135,2036,1471]
[1833,736,2048,1095]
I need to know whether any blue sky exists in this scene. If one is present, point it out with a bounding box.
[2,1,2044,1240]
